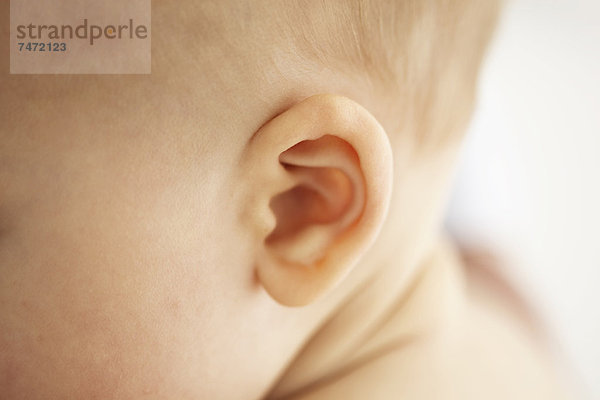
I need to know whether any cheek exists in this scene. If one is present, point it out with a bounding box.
[0,159,251,398]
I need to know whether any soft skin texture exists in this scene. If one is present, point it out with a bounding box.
[0,1,569,399]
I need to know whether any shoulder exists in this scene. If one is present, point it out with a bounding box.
[279,244,571,400]
[453,251,569,399]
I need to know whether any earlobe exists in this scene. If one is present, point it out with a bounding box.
[240,94,393,307]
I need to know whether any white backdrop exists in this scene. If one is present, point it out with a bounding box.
[446,0,600,398]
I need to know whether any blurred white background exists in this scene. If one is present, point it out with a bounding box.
[446,0,600,398]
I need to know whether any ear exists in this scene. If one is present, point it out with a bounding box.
[239,94,393,306]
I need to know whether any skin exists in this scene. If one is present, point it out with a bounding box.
[0,1,568,399]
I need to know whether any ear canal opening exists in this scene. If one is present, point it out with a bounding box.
[265,135,359,250]
[266,166,352,245]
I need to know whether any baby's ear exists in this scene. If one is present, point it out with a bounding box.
[239,94,393,306]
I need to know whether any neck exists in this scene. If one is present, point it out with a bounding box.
[267,238,466,399]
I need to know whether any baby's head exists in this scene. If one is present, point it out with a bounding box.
[0,1,499,398]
